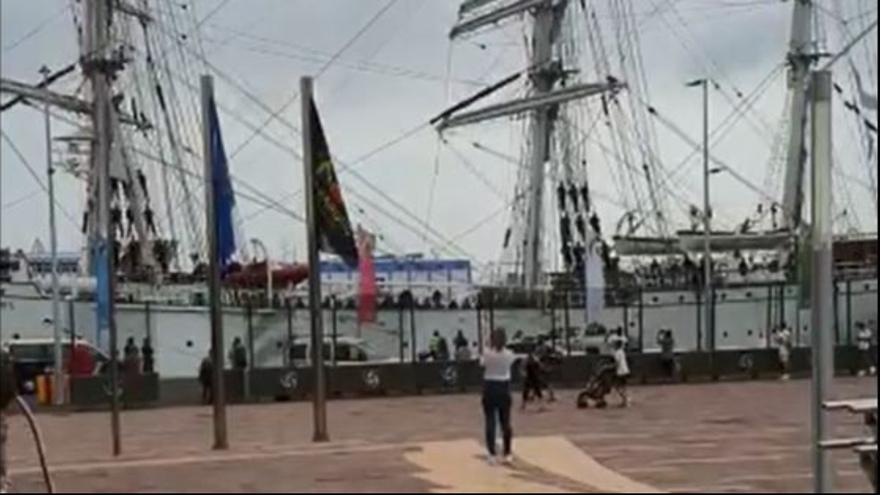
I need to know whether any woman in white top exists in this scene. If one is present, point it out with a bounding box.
[480,328,518,465]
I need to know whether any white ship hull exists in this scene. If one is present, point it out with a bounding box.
[2,278,876,378]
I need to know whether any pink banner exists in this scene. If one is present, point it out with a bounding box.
[357,227,377,324]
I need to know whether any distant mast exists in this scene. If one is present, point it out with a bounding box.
[440,0,622,289]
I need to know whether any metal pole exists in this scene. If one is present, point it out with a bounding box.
[286,299,294,368]
[564,290,571,357]
[301,76,329,443]
[85,0,121,456]
[410,298,417,363]
[331,297,338,367]
[201,75,228,450]
[701,80,714,365]
[245,302,254,400]
[41,65,64,406]
[398,305,405,363]
[810,69,834,493]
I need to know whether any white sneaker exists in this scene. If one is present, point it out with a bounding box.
[502,455,514,466]
[781,374,790,381]
[858,370,866,378]
[486,454,498,466]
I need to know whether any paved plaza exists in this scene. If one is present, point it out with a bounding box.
[4,377,877,493]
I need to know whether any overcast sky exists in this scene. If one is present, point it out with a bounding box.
[1,0,877,274]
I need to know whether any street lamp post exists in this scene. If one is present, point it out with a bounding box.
[41,65,64,406]
[687,78,713,358]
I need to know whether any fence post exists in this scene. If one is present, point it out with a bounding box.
[766,286,772,349]
[488,289,495,334]
[331,296,338,367]
[564,290,571,357]
[245,301,254,400]
[845,280,852,345]
[145,301,152,344]
[476,297,484,357]
[696,289,703,352]
[285,299,293,368]
[833,281,840,346]
[398,304,405,363]
[409,297,417,363]
[637,287,644,352]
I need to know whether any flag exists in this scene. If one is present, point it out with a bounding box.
[94,240,109,351]
[583,230,605,326]
[309,99,358,267]
[357,226,377,325]
[796,231,811,309]
[207,94,237,275]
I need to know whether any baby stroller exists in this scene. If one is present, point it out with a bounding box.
[576,357,617,409]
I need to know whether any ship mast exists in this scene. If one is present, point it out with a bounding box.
[780,0,815,232]
[439,0,622,289]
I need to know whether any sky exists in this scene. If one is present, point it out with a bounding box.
[1,0,877,277]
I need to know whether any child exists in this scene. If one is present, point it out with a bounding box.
[774,324,792,380]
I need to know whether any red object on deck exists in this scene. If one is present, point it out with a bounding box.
[68,344,96,377]
[224,261,309,288]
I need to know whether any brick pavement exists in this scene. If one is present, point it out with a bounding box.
[4,377,877,493]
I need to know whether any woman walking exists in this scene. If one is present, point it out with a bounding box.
[480,328,518,465]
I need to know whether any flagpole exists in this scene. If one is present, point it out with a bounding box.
[301,76,330,443]
[201,74,228,450]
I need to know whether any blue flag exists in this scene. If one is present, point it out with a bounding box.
[208,96,237,275]
[94,240,109,351]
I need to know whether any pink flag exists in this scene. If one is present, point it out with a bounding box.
[357,226,377,324]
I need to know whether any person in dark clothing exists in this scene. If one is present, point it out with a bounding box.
[229,337,247,370]
[575,214,587,239]
[521,351,545,411]
[589,212,601,235]
[556,183,567,211]
[198,353,213,404]
[144,207,157,236]
[137,169,149,200]
[141,337,155,374]
[657,330,676,380]
[453,330,468,353]
[437,335,451,362]
[125,207,135,237]
[111,205,123,237]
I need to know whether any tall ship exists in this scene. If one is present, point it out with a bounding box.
[1,0,876,378]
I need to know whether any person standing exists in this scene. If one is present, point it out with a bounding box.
[856,322,876,377]
[453,330,468,354]
[429,331,442,361]
[437,334,451,362]
[611,337,631,407]
[123,337,141,374]
[229,337,247,370]
[480,328,517,465]
[521,351,544,411]
[141,337,155,374]
[657,329,677,381]
[198,352,213,405]
[773,324,792,380]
